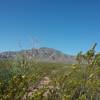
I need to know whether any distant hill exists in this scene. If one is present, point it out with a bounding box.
[0,47,76,64]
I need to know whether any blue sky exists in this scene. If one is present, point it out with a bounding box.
[0,0,100,54]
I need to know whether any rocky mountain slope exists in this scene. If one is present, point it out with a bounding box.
[0,47,76,63]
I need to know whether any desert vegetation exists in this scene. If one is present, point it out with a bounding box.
[0,44,100,100]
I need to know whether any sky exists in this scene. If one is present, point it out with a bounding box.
[0,0,100,54]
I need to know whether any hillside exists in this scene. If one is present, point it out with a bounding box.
[0,47,76,63]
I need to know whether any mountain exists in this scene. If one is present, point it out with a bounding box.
[0,47,76,64]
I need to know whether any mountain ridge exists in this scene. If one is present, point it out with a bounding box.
[0,47,76,64]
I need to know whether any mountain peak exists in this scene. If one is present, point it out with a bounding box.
[0,47,76,63]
